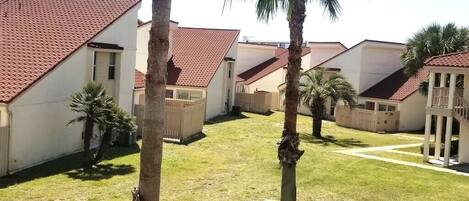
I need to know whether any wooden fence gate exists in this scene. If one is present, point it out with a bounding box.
[0,126,9,177]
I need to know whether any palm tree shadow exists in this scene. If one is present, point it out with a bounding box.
[300,133,369,148]
[65,164,135,181]
[205,114,250,125]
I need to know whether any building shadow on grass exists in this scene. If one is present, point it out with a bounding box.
[449,163,469,173]
[205,114,250,125]
[164,132,207,145]
[300,133,370,148]
[0,144,140,188]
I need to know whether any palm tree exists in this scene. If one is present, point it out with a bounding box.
[134,0,172,200]
[298,70,356,138]
[68,82,111,169]
[402,23,469,76]
[93,104,136,165]
[225,1,341,200]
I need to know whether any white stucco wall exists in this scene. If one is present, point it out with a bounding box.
[247,67,285,93]
[318,45,363,92]
[7,5,140,172]
[318,41,404,94]
[236,43,277,75]
[246,54,310,93]
[307,43,347,68]
[359,46,404,93]
[136,21,178,73]
[459,124,469,163]
[206,40,238,120]
[0,104,9,127]
[396,92,426,131]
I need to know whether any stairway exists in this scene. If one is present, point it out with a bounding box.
[454,95,469,125]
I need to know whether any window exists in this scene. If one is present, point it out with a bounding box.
[92,52,97,80]
[365,101,375,110]
[190,91,202,100]
[378,103,397,112]
[108,53,116,80]
[177,90,202,100]
[378,104,387,111]
[166,90,174,98]
[228,63,233,78]
[177,91,189,100]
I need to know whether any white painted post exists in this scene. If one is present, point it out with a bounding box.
[435,116,443,159]
[423,72,436,161]
[443,73,457,167]
[435,73,446,159]
[426,72,436,108]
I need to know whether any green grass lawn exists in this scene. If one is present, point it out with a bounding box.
[1,112,469,201]
[396,146,422,154]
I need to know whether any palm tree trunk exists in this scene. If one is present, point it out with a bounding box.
[135,0,171,200]
[83,118,94,169]
[278,1,306,201]
[312,118,322,138]
[93,127,112,165]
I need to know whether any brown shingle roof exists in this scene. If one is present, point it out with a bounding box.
[425,51,469,68]
[134,27,239,88]
[237,48,311,84]
[0,0,140,103]
[169,27,239,87]
[360,68,429,101]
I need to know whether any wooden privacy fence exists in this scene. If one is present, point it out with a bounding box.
[270,92,282,111]
[0,126,9,177]
[134,98,205,141]
[235,91,272,114]
[335,106,399,132]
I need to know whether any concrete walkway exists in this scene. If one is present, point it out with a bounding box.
[335,143,469,177]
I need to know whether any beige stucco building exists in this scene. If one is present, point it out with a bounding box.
[134,22,240,120]
[236,42,346,94]
[0,0,140,176]
[299,40,407,118]
[422,51,469,167]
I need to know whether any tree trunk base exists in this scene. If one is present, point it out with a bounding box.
[281,163,296,201]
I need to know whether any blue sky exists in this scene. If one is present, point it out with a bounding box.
[138,0,469,47]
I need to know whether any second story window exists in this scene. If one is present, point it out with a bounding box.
[92,52,97,80]
[108,53,116,80]
[228,63,233,78]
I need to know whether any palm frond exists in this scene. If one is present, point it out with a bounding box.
[314,0,341,20]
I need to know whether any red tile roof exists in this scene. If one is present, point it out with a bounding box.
[169,27,239,87]
[134,69,145,89]
[0,0,140,103]
[134,27,239,88]
[425,51,469,68]
[360,68,429,101]
[237,48,311,84]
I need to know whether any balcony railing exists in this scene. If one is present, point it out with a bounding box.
[432,87,464,108]
[454,95,469,123]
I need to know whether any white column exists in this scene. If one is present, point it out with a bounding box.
[426,72,436,108]
[443,73,457,167]
[435,73,446,159]
[423,72,436,161]
[435,116,443,159]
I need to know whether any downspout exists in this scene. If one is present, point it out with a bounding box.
[7,105,11,175]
